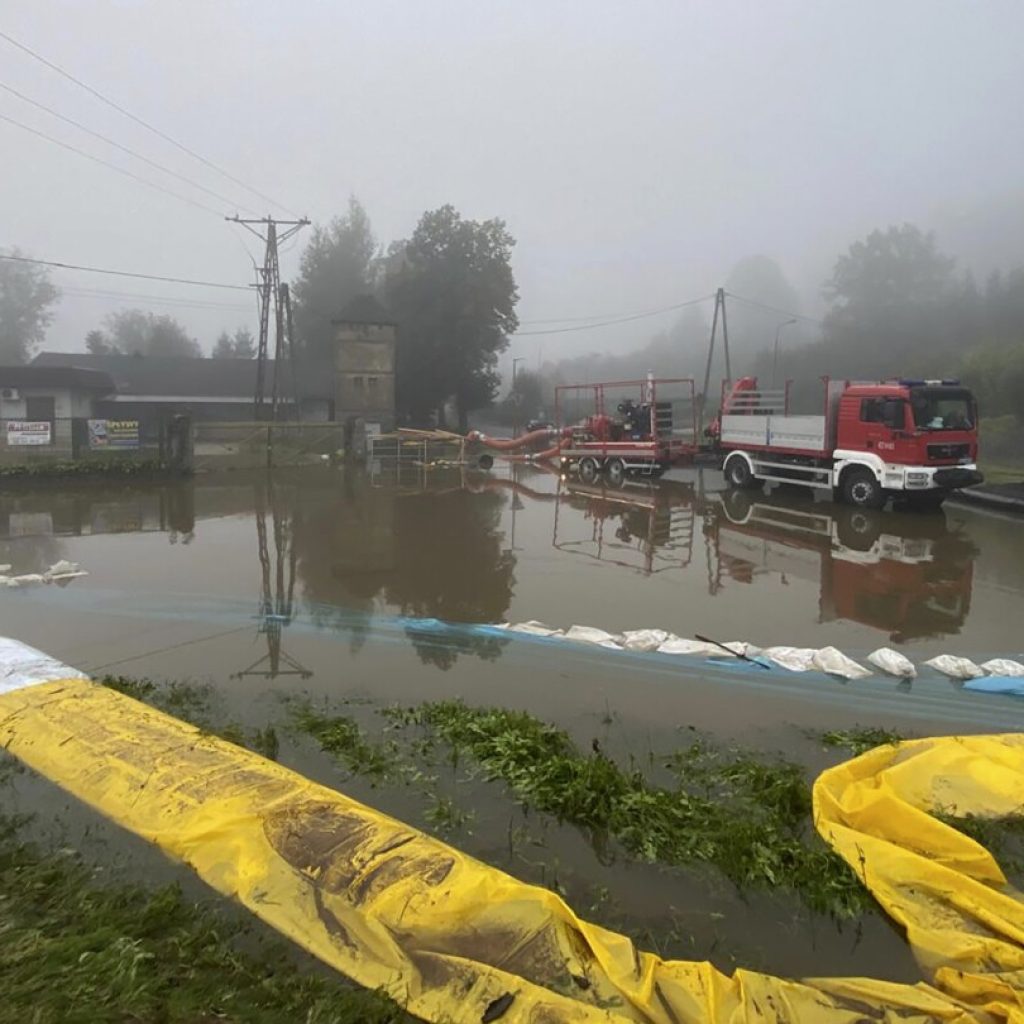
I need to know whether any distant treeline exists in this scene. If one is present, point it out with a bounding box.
[538,225,1024,425]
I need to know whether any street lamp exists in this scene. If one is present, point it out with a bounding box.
[511,357,525,437]
[772,319,798,388]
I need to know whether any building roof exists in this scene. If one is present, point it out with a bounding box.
[0,364,116,392]
[332,294,395,326]
[31,352,331,400]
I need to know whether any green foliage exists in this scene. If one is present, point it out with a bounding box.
[0,249,60,363]
[405,701,871,918]
[292,197,377,368]
[815,726,905,756]
[386,205,519,429]
[101,308,202,358]
[0,458,171,481]
[0,825,404,1023]
[289,702,398,782]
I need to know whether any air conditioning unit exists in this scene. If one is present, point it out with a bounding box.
[1,388,20,401]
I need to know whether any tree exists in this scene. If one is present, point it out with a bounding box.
[103,309,202,358]
[385,205,519,430]
[824,224,955,316]
[0,251,60,363]
[292,197,376,368]
[85,329,116,355]
[725,255,802,358]
[212,327,255,358]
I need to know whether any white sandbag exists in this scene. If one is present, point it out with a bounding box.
[8,574,47,587]
[924,654,985,680]
[867,647,917,679]
[564,624,622,648]
[761,646,817,672]
[0,565,10,573]
[812,646,872,680]
[45,560,79,577]
[980,658,1024,678]
[722,640,762,658]
[508,620,564,637]
[657,637,725,657]
[621,629,669,652]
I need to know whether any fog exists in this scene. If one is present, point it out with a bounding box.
[3,0,1023,368]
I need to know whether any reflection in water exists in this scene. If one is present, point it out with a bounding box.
[0,465,1005,657]
[290,469,516,667]
[234,478,312,681]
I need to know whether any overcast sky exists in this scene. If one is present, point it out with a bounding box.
[3,0,1023,367]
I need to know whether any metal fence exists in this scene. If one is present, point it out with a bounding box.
[192,421,347,471]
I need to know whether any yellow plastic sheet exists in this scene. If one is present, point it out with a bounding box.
[1,668,1023,1022]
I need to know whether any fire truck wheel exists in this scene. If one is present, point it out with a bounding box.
[841,468,885,509]
[578,457,599,483]
[606,458,626,486]
[724,455,758,490]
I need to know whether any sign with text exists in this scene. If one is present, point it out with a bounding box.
[6,421,51,446]
[88,419,140,449]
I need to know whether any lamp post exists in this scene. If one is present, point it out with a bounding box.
[772,319,798,388]
[511,357,525,436]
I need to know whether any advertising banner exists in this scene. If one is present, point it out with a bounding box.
[5,421,51,446]
[88,419,140,449]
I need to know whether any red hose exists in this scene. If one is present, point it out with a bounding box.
[466,428,558,452]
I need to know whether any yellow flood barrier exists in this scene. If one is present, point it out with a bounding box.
[1,638,1023,1022]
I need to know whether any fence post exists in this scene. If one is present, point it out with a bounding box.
[266,424,273,469]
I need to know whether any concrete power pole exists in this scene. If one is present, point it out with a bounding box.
[226,216,309,421]
[699,287,732,437]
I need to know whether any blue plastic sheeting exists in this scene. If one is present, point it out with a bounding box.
[964,676,1024,697]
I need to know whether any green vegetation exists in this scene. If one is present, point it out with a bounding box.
[380,701,873,918]
[815,726,906,756]
[0,816,404,1023]
[0,459,176,481]
[288,701,398,782]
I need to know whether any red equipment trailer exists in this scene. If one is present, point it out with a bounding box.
[554,375,698,484]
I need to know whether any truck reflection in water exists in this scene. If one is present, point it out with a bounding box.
[547,473,976,643]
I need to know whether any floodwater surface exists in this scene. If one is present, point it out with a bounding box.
[1,463,1023,984]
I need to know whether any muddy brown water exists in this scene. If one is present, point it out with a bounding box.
[1,463,1023,986]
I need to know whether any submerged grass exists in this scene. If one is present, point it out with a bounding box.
[815,726,906,756]
[392,701,872,919]
[0,816,405,1023]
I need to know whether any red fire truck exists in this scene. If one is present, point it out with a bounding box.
[715,377,983,509]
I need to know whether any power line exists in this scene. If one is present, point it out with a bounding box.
[724,292,822,326]
[0,80,258,215]
[514,294,714,336]
[60,285,253,312]
[0,253,252,291]
[0,28,299,218]
[0,110,223,216]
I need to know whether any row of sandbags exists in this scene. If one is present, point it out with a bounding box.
[0,560,88,589]
[494,620,1024,684]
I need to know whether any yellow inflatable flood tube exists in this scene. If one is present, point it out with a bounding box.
[1,637,1023,1023]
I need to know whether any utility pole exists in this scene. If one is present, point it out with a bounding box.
[226,216,309,421]
[699,288,732,436]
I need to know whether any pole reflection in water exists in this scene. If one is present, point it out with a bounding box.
[234,476,312,681]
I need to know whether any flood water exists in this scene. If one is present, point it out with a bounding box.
[2,463,1023,983]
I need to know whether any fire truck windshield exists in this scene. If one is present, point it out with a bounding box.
[909,388,974,431]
